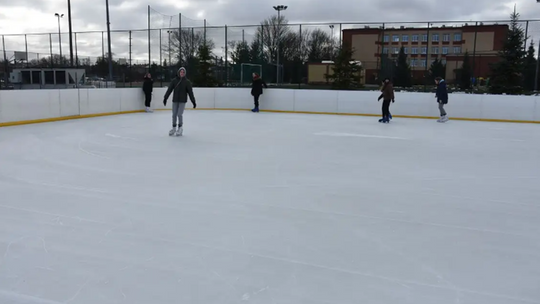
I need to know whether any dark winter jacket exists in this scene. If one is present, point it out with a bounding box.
[251,77,268,96]
[378,82,395,101]
[164,67,196,105]
[436,80,448,104]
[142,77,153,94]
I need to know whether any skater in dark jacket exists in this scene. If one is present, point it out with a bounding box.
[435,77,449,122]
[163,67,197,136]
[142,73,154,112]
[377,78,395,123]
[251,73,268,112]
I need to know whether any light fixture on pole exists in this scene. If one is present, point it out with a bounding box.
[54,13,64,64]
[273,5,287,85]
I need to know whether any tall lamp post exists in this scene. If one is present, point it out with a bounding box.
[105,0,113,81]
[273,5,287,85]
[54,13,64,64]
[67,0,74,66]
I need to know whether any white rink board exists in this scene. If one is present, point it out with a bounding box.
[0,87,539,124]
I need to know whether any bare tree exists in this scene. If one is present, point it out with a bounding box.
[163,28,215,65]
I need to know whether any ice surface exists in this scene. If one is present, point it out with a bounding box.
[1,110,540,304]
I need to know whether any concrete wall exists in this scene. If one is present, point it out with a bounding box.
[0,87,539,126]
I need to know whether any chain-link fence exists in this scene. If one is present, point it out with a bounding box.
[1,12,539,91]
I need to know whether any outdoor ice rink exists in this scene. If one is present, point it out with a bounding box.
[0,110,539,304]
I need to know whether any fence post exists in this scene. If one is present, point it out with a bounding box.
[339,23,342,45]
[179,13,182,65]
[224,25,228,86]
[2,35,8,87]
[472,22,478,86]
[298,24,302,89]
[49,33,54,68]
[75,32,78,68]
[101,31,105,59]
[535,40,539,92]
[204,19,207,43]
[24,34,28,68]
[147,5,151,71]
[160,28,163,87]
[129,30,132,88]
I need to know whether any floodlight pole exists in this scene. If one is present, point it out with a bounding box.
[105,0,113,81]
[55,13,64,63]
[273,5,287,85]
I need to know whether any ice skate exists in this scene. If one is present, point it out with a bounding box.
[388,113,392,120]
[251,107,259,113]
[169,128,176,136]
[175,126,183,136]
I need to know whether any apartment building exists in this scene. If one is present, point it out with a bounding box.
[342,23,509,84]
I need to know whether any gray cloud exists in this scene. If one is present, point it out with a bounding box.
[2,0,540,64]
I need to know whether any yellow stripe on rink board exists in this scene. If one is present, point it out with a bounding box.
[1,108,538,127]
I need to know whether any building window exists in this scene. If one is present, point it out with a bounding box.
[453,46,461,54]
[443,34,450,42]
[432,34,439,42]
[410,59,417,67]
[383,47,388,54]
[412,35,419,42]
[420,60,427,67]
[392,35,399,42]
[421,47,427,54]
[404,47,408,54]
[383,35,389,42]
[402,35,409,42]
[441,59,447,65]
[393,47,399,54]
[442,47,449,54]
[432,47,439,54]
[411,47,418,54]
[454,33,462,41]
[421,34,428,42]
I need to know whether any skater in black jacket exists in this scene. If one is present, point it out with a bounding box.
[377,78,395,123]
[142,73,154,112]
[251,73,268,112]
[435,77,449,122]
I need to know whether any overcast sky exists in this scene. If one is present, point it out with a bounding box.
[1,0,540,64]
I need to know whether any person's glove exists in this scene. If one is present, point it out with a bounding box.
[192,101,197,109]
[163,99,167,106]
[392,99,395,103]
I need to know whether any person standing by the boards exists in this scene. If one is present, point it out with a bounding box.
[142,73,154,112]
[435,77,449,122]
[251,73,268,112]
[377,77,395,123]
[163,67,197,137]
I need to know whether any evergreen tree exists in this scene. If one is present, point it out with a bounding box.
[394,47,412,87]
[429,59,446,81]
[489,9,526,94]
[229,41,251,65]
[460,52,472,89]
[523,40,537,91]
[193,43,217,87]
[325,43,362,90]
